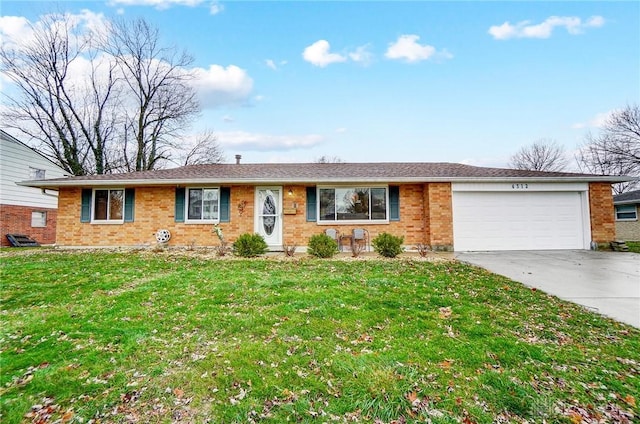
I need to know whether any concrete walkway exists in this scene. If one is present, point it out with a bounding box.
[455,250,640,328]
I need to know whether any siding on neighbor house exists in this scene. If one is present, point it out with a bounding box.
[589,182,616,244]
[55,183,455,249]
[615,205,640,241]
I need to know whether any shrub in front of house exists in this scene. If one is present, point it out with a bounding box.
[232,233,268,257]
[372,232,404,258]
[307,233,338,258]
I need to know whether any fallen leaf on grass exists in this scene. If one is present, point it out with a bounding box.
[439,307,452,319]
[439,359,454,369]
[618,395,636,409]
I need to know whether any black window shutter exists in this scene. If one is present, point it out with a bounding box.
[220,187,230,222]
[124,188,135,222]
[80,189,92,222]
[306,187,317,222]
[175,187,185,222]
[389,186,400,221]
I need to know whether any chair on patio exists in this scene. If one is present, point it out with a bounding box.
[352,228,370,252]
[325,228,342,251]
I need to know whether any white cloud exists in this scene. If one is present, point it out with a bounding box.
[222,115,234,123]
[489,15,605,40]
[0,15,31,45]
[572,110,614,129]
[108,0,203,10]
[348,44,373,66]
[303,40,347,67]
[335,127,347,133]
[265,59,277,70]
[385,35,452,63]
[192,64,253,109]
[209,1,224,15]
[216,131,324,151]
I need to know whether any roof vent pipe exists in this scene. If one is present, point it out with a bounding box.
[235,154,242,164]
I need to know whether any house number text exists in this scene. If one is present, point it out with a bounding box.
[511,183,529,189]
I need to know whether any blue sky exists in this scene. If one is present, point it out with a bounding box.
[1,1,638,167]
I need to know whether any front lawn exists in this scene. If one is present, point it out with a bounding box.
[1,251,638,423]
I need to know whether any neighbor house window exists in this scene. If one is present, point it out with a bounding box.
[31,211,47,227]
[615,205,637,221]
[187,188,220,221]
[318,187,387,222]
[93,189,124,222]
[30,167,45,180]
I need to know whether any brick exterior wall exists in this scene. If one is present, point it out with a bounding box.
[615,204,640,241]
[0,204,58,246]
[424,182,454,250]
[588,182,616,245]
[55,184,453,249]
[55,182,610,251]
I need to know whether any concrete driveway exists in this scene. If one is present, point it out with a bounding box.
[455,250,640,328]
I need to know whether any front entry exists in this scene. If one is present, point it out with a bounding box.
[255,187,283,248]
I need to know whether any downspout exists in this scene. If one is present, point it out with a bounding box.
[41,188,59,198]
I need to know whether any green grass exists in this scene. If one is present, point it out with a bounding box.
[1,250,638,423]
[626,241,640,253]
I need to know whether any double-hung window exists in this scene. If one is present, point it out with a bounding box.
[318,187,387,222]
[187,188,220,222]
[615,205,638,221]
[93,189,124,222]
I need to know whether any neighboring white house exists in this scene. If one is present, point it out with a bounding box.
[0,130,67,246]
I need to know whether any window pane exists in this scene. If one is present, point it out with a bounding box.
[202,189,219,220]
[319,189,335,221]
[109,190,124,220]
[31,211,46,227]
[94,190,108,220]
[371,188,387,220]
[188,189,203,219]
[337,188,369,220]
[616,205,637,220]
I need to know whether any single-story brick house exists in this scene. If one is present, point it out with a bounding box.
[613,189,640,241]
[20,162,627,251]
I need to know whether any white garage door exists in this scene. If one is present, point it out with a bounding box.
[453,191,588,251]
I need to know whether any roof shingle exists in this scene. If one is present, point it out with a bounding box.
[20,162,631,188]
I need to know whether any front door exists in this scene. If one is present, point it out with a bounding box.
[255,187,282,248]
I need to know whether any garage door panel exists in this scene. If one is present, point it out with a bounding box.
[452,191,586,251]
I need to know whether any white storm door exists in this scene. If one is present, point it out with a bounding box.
[255,187,282,247]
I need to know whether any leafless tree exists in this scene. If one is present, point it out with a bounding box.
[0,13,119,175]
[177,130,225,166]
[509,139,568,172]
[315,155,344,163]
[1,14,201,175]
[103,18,200,172]
[577,104,640,194]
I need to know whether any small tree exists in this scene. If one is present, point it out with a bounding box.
[509,139,568,172]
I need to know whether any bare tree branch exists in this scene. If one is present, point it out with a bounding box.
[177,130,226,166]
[315,155,344,164]
[577,104,640,194]
[103,18,200,172]
[509,139,568,172]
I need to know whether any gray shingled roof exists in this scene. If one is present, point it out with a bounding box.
[613,189,640,204]
[19,162,631,188]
